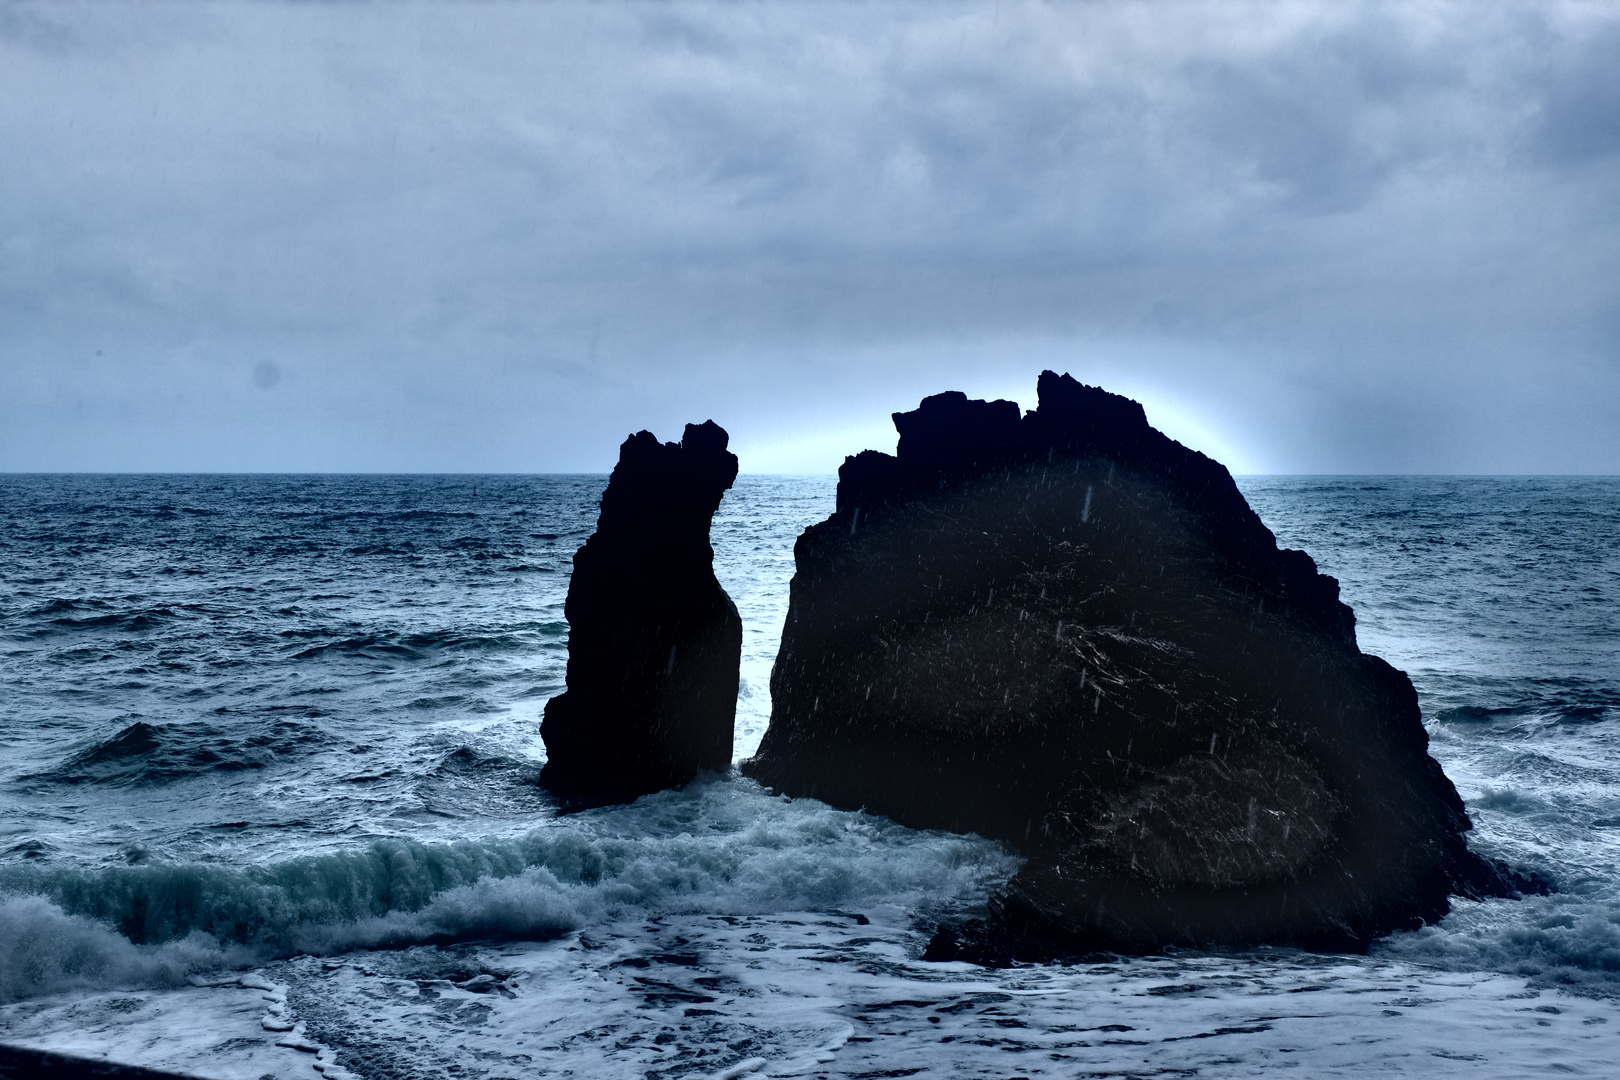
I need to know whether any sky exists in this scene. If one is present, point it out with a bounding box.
[2,0,1618,475]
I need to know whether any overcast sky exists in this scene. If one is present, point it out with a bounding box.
[2,1,1618,474]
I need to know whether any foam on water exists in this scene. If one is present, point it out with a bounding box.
[0,778,1016,1004]
[8,910,1620,1079]
[4,474,1620,1075]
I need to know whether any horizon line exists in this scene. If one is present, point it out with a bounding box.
[5,470,1620,479]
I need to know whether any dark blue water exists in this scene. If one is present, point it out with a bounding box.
[1241,477,1620,991]
[0,475,596,865]
[1,474,1618,1078]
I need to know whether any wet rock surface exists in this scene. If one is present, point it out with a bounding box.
[744,372,1521,954]
[541,421,741,803]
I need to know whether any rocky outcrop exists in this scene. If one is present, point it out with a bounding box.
[541,421,741,804]
[743,372,1522,954]
[0,1043,200,1080]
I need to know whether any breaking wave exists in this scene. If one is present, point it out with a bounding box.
[1379,892,1620,997]
[0,779,1017,1003]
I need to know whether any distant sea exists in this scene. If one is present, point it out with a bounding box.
[2,474,1618,1078]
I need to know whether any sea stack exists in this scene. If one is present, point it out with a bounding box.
[541,421,742,803]
[743,372,1517,954]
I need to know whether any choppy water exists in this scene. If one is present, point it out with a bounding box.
[1241,477,1620,991]
[1,473,1618,1078]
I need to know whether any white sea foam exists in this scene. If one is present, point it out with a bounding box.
[9,907,1620,1080]
[0,778,1016,1003]
[0,893,248,1004]
[1379,893,1620,995]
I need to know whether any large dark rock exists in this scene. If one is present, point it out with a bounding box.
[0,1043,201,1080]
[743,372,1525,955]
[541,421,741,803]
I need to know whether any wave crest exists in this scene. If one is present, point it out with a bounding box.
[0,781,1016,1003]
[29,718,329,786]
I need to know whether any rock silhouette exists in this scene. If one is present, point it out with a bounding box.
[541,421,741,803]
[743,372,1526,955]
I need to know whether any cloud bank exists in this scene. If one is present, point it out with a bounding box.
[2,1,1618,472]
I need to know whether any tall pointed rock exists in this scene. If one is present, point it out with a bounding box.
[541,421,741,803]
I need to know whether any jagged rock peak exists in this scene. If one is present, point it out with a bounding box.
[596,420,738,539]
[540,420,742,805]
[840,370,1352,644]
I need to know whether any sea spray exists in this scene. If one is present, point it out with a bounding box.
[0,893,250,1004]
[0,778,1017,1002]
[1376,892,1620,995]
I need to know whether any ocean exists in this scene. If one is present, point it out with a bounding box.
[1,473,1617,1078]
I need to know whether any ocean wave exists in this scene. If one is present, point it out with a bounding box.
[4,598,270,643]
[0,895,246,1003]
[27,718,331,787]
[0,780,1016,1003]
[291,636,421,661]
[293,509,479,523]
[1435,697,1620,734]
[15,606,180,637]
[20,597,111,618]
[1379,892,1620,996]
[344,543,419,556]
[430,746,526,776]
[2,840,56,862]
[289,626,558,661]
[1471,786,1555,816]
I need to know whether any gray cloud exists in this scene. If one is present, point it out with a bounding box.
[1,0,1617,473]
[1534,18,1620,164]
